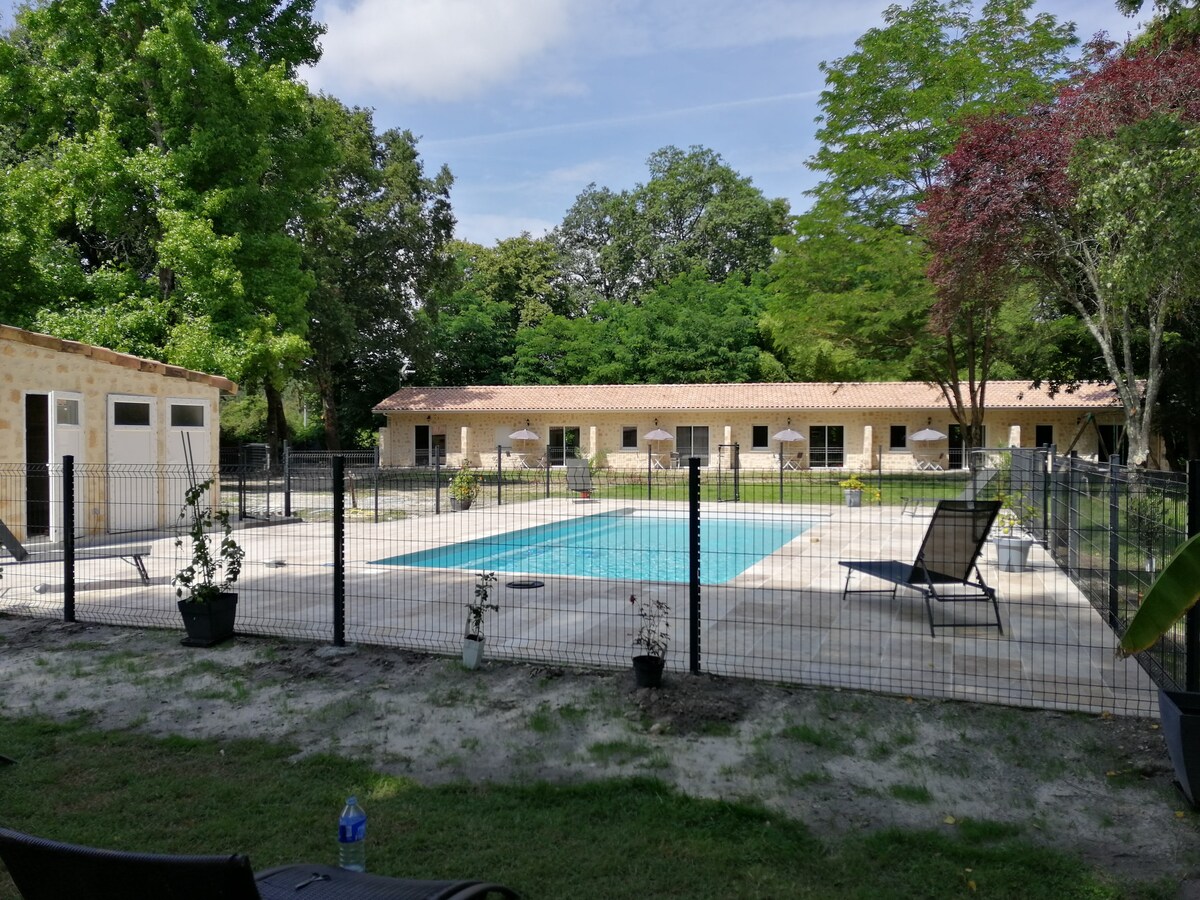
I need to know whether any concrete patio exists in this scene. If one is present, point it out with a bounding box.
[0,497,1157,717]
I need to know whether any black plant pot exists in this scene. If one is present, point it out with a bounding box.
[1159,689,1200,808]
[632,655,665,688]
[178,592,238,648]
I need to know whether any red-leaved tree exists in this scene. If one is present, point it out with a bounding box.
[923,39,1200,466]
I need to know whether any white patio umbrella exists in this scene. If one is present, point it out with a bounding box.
[773,428,805,443]
[909,428,947,441]
[644,428,673,473]
[507,428,540,467]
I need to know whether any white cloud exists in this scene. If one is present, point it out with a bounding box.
[309,0,573,101]
[585,0,897,54]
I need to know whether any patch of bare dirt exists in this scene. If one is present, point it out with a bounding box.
[1,615,1197,888]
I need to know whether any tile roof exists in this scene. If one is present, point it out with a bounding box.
[373,381,1124,414]
[0,324,237,394]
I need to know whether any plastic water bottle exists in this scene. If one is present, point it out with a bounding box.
[337,796,367,872]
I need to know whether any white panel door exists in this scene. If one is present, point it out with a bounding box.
[165,400,211,519]
[48,392,84,541]
[107,395,157,532]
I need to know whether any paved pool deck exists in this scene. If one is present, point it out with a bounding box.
[0,497,1157,717]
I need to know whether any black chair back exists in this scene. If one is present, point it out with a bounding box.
[0,828,260,900]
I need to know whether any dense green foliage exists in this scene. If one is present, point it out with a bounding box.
[0,0,1190,455]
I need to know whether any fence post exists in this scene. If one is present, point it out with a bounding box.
[283,440,292,518]
[237,444,247,521]
[1188,459,1200,692]
[63,456,75,624]
[1108,455,1121,630]
[778,445,784,504]
[496,444,504,507]
[732,442,740,503]
[1067,452,1080,579]
[434,454,442,515]
[333,455,346,647]
[544,451,551,499]
[688,457,701,675]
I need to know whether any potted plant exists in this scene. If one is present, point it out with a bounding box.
[838,474,867,508]
[993,490,1036,572]
[629,592,669,688]
[173,477,245,647]
[463,571,499,669]
[449,465,481,511]
[1119,531,1200,806]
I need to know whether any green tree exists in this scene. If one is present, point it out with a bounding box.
[811,0,1078,226]
[924,42,1200,467]
[511,272,776,385]
[554,146,789,306]
[773,0,1079,451]
[414,242,520,386]
[299,96,454,449]
[0,0,330,452]
[765,199,934,381]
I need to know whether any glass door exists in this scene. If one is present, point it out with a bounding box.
[675,426,710,466]
[548,426,581,466]
[808,425,844,468]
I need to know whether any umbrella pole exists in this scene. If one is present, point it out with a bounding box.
[647,445,652,501]
[779,442,784,503]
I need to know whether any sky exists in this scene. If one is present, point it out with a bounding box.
[2,1,1151,247]
[299,0,1145,246]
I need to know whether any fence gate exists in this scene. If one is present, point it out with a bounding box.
[715,442,740,502]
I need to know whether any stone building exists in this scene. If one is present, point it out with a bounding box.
[372,381,1133,472]
[0,324,236,538]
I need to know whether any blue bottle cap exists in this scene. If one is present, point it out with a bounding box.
[346,796,356,805]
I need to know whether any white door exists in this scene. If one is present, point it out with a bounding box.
[165,400,211,519]
[47,392,84,541]
[107,395,157,532]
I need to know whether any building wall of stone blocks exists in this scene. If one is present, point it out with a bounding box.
[380,406,1128,472]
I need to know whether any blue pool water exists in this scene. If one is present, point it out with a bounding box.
[373,512,813,584]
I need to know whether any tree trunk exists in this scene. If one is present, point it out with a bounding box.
[317,369,341,451]
[263,384,289,463]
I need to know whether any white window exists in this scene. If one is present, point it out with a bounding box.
[170,403,205,428]
[56,398,81,426]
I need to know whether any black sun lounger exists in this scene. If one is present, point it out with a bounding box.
[839,500,1002,636]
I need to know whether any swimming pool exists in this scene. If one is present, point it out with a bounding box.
[374,511,814,584]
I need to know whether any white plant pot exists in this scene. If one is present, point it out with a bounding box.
[844,489,862,508]
[995,536,1033,572]
[462,635,485,669]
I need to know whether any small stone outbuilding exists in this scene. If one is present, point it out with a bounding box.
[0,324,236,539]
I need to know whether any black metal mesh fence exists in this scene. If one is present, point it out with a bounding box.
[1,449,1189,717]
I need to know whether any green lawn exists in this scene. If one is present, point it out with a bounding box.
[0,715,1173,900]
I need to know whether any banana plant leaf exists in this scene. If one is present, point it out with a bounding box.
[1119,531,1200,657]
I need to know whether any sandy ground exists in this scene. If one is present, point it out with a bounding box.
[1,614,1197,890]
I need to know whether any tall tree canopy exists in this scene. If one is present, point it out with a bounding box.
[555,146,789,306]
[299,96,454,449]
[811,0,1077,227]
[765,200,933,382]
[511,272,778,386]
[0,0,330,448]
[924,39,1200,466]
[769,0,1080,448]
